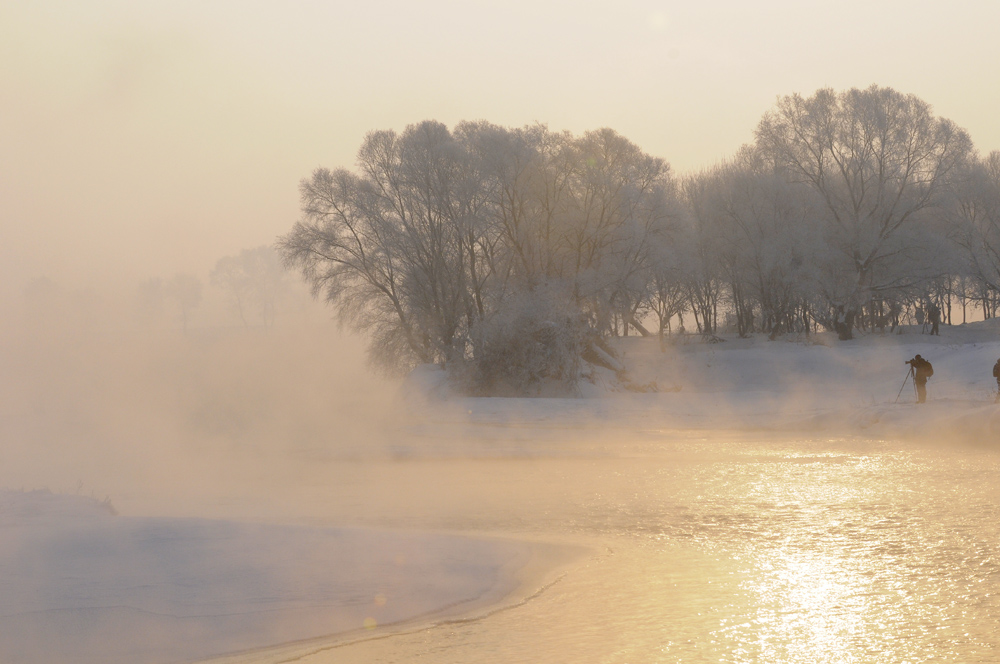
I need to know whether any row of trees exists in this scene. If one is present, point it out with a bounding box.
[132,247,290,333]
[686,86,984,341]
[279,85,1000,392]
[19,247,296,338]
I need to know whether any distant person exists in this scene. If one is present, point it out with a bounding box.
[993,358,1000,402]
[928,302,941,336]
[889,302,902,331]
[905,354,933,404]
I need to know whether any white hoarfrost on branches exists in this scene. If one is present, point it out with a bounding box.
[953,152,1000,295]
[453,284,589,396]
[279,121,678,388]
[683,146,822,338]
[754,85,974,338]
[279,88,999,391]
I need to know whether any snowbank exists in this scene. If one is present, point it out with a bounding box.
[398,323,1000,446]
[0,490,541,664]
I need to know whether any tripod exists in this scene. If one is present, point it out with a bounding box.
[895,366,915,403]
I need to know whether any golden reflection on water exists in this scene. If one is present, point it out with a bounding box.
[738,544,869,662]
[734,466,872,662]
[717,449,1000,663]
[267,434,1000,664]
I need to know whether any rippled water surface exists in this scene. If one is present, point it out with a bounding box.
[291,431,1000,664]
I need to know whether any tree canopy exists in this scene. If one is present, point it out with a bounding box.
[279,86,997,390]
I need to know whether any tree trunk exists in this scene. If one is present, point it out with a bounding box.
[628,315,652,337]
[835,308,856,340]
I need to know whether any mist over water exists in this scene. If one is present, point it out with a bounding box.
[284,435,1000,664]
[3,297,1000,663]
[0,300,400,521]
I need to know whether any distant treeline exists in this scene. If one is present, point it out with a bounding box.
[279,85,1000,390]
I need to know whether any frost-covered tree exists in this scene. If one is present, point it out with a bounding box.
[165,273,202,335]
[279,121,679,385]
[211,246,288,328]
[755,85,973,338]
[456,283,588,396]
[681,175,726,334]
[464,123,676,334]
[557,128,674,334]
[683,148,821,337]
[456,121,553,290]
[279,121,496,372]
[643,218,692,345]
[952,151,1000,307]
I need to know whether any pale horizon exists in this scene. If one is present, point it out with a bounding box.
[3,0,998,299]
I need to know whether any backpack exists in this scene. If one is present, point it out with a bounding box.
[924,361,933,378]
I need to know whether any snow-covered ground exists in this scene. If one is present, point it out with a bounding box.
[402,321,1000,446]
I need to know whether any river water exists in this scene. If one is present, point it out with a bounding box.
[279,428,1000,664]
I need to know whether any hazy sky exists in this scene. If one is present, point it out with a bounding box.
[2,0,998,300]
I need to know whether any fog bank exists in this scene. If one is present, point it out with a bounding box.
[0,302,403,520]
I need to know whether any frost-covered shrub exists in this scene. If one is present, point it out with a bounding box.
[455,288,588,396]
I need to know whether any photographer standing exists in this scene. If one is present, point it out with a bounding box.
[906,354,934,404]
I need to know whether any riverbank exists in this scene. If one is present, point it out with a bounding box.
[195,535,584,664]
[402,321,1000,446]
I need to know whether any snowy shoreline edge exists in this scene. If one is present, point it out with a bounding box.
[194,537,588,664]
